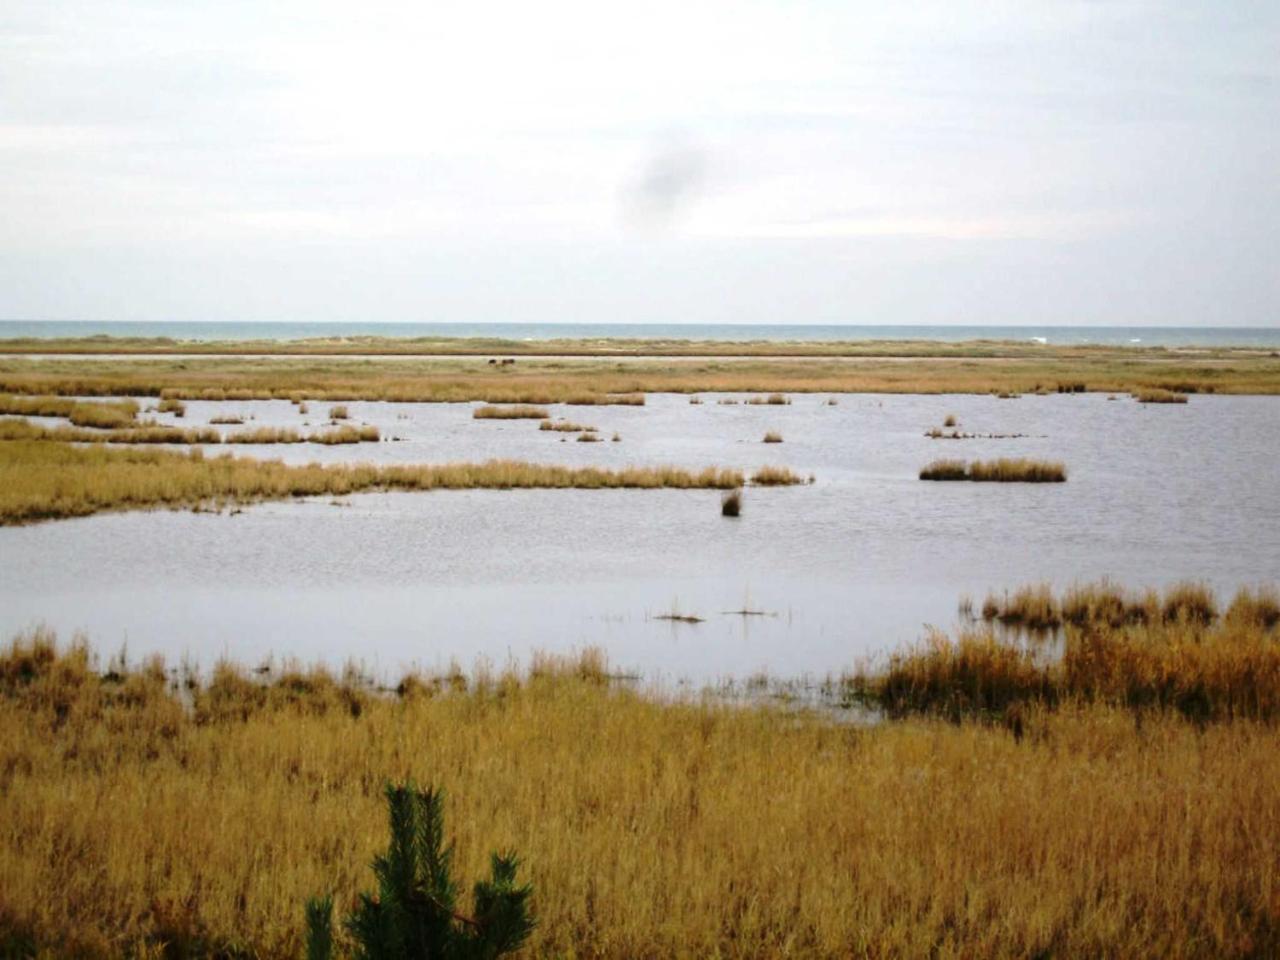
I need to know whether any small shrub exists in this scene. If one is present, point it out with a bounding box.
[721,488,742,517]
[305,782,534,960]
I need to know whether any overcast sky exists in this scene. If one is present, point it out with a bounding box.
[1,1,1277,326]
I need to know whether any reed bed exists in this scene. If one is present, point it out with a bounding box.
[851,582,1280,723]
[472,405,550,420]
[920,458,1066,482]
[4,353,1274,404]
[0,420,379,447]
[156,398,186,417]
[1133,387,1189,403]
[223,427,304,444]
[974,580,1227,630]
[3,633,1280,958]
[0,441,755,524]
[538,420,595,433]
[0,419,222,445]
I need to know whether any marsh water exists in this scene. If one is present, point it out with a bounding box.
[3,392,1278,682]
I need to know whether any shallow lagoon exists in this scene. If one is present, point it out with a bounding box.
[2,392,1277,682]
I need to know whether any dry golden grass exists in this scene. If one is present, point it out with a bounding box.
[749,465,804,486]
[0,419,379,447]
[2,352,1276,404]
[977,580,1225,631]
[224,427,304,444]
[310,425,380,445]
[851,582,1280,724]
[156,398,186,417]
[762,430,783,443]
[538,420,595,433]
[328,405,349,420]
[473,405,550,420]
[920,458,1067,482]
[3,631,1280,958]
[0,419,223,445]
[1134,387,1189,403]
[0,441,757,524]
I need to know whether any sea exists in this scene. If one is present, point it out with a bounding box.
[1,320,1278,348]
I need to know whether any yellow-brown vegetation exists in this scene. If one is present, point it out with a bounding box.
[2,351,1275,405]
[2,628,1280,958]
[920,458,1066,482]
[0,441,759,524]
[473,405,550,420]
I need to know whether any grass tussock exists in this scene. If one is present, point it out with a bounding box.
[207,415,245,425]
[0,441,750,524]
[762,430,783,443]
[473,405,550,420]
[5,633,1280,957]
[327,405,349,420]
[309,425,380,445]
[920,458,1066,482]
[576,432,601,443]
[943,414,957,427]
[748,465,805,486]
[538,420,595,433]
[849,581,1280,726]
[156,398,186,417]
[1134,387,1189,403]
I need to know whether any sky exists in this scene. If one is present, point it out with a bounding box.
[1,1,1277,327]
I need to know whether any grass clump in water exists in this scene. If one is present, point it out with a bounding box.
[920,458,1066,482]
[310,425,380,445]
[762,430,783,443]
[156,398,186,417]
[749,465,804,486]
[1133,388,1188,403]
[473,405,550,420]
[539,420,595,433]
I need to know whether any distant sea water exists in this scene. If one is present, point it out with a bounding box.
[1,320,1278,348]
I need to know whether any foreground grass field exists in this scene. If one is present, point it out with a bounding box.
[2,611,1279,959]
[0,441,798,524]
[1,349,1278,403]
